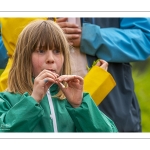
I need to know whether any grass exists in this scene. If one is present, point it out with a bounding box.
[0,69,4,75]
[132,58,150,132]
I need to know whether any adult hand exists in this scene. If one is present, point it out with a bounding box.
[56,18,81,47]
[96,59,108,71]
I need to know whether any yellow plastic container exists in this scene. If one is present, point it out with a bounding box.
[84,66,116,105]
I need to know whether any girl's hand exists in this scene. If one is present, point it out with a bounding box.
[96,59,108,71]
[57,75,84,108]
[31,69,59,103]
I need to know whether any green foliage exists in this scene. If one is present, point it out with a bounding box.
[132,58,150,132]
[0,69,4,75]
[86,58,150,132]
[86,59,100,71]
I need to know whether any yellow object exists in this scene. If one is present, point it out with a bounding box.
[54,18,57,22]
[0,57,13,91]
[0,18,47,91]
[84,66,116,106]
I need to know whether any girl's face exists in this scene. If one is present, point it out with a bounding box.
[32,48,64,77]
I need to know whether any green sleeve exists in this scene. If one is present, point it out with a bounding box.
[66,92,118,132]
[0,92,44,132]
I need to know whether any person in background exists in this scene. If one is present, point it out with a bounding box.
[0,19,118,132]
[56,17,150,132]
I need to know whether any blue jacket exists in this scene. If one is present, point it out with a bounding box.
[80,18,150,132]
[0,31,8,69]
[81,18,150,62]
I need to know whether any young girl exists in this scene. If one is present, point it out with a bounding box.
[0,20,118,132]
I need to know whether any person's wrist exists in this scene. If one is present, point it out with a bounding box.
[31,93,41,103]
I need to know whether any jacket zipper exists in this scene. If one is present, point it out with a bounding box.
[47,90,58,132]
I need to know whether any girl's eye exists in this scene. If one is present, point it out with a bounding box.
[37,50,45,53]
[53,49,60,54]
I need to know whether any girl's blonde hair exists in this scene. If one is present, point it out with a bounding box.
[7,19,71,99]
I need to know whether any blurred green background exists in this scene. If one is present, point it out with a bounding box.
[0,69,4,75]
[0,59,150,132]
[132,57,150,132]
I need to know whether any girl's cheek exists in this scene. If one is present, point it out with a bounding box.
[34,60,44,75]
[58,56,64,74]
[32,63,40,77]
[32,54,43,77]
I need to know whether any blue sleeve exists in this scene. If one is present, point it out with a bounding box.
[80,18,150,62]
[0,25,8,69]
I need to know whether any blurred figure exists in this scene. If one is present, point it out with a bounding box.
[57,17,150,132]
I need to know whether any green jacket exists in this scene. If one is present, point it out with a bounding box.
[0,84,118,132]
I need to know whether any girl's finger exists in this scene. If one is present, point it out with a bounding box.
[58,75,83,85]
[38,69,59,80]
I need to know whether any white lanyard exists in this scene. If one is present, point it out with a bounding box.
[47,90,58,132]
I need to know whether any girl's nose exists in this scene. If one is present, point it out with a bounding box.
[46,50,54,63]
